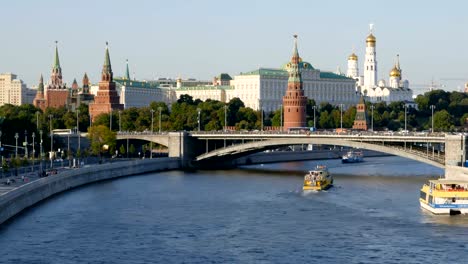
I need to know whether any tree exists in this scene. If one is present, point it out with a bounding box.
[129,144,136,157]
[433,110,454,132]
[119,144,126,156]
[87,125,116,158]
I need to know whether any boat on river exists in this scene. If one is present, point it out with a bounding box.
[342,150,364,163]
[420,179,468,215]
[303,165,333,191]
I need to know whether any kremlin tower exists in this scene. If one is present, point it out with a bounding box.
[89,42,123,121]
[44,41,69,109]
[33,74,47,111]
[282,35,308,130]
[352,96,369,130]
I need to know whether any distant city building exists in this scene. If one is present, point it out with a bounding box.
[283,35,307,130]
[0,73,33,106]
[89,43,123,121]
[352,96,369,130]
[349,25,413,103]
[465,82,468,93]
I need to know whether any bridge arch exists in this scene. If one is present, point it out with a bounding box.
[195,138,445,169]
[116,134,169,147]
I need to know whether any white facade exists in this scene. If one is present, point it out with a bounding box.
[351,27,413,104]
[0,73,33,106]
[172,86,232,103]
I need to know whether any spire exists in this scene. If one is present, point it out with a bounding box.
[103,42,112,73]
[125,59,130,80]
[101,42,113,81]
[53,41,61,70]
[396,54,400,70]
[82,73,89,93]
[38,74,44,92]
[292,34,300,61]
[72,78,78,89]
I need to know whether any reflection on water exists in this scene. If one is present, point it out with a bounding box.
[0,156,467,263]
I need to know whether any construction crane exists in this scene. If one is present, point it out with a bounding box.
[411,80,443,94]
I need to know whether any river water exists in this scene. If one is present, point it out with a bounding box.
[1,156,468,263]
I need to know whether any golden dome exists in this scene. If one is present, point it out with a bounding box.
[366,34,376,43]
[389,66,401,77]
[348,53,358,61]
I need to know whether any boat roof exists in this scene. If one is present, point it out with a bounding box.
[428,179,468,184]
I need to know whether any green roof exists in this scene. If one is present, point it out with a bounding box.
[175,85,234,91]
[217,73,232,80]
[319,72,353,80]
[240,68,288,77]
[114,78,159,89]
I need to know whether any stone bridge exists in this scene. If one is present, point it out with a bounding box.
[116,131,468,178]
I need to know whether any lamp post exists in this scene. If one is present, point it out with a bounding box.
[259,100,263,131]
[430,105,435,133]
[49,114,53,168]
[158,107,162,133]
[36,111,40,130]
[197,108,201,132]
[109,109,112,131]
[150,109,155,159]
[32,132,35,170]
[14,133,18,158]
[76,110,80,161]
[280,104,283,131]
[118,110,122,132]
[312,105,317,129]
[24,130,28,159]
[40,130,43,172]
[370,105,375,131]
[339,104,344,130]
[224,105,228,132]
[404,104,408,132]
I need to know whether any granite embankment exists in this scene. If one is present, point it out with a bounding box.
[0,158,181,225]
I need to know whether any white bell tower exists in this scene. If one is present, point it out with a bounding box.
[363,24,377,89]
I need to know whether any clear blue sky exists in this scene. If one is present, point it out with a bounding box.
[1,0,467,94]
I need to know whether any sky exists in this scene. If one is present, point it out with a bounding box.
[1,0,468,94]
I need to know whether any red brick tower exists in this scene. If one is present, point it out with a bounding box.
[33,74,47,111]
[283,35,308,130]
[352,96,369,130]
[89,42,123,121]
[45,41,69,108]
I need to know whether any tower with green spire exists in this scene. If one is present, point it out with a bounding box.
[352,95,369,130]
[33,74,47,111]
[50,41,63,87]
[89,42,123,122]
[282,35,308,130]
[125,59,130,80]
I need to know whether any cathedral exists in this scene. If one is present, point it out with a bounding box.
[347,26,413,103]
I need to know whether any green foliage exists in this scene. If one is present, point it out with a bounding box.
[88,125,116,156]
[119,144,126,155]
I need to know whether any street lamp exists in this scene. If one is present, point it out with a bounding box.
[197,108,201,132]
[14,133,18,158]
[109,109,112,131]
[32,132,35,170]
[280,104,283,131]
[150,109,155,159]
[312,105,317,129]
[24,130,28,159]
[224,105,228,132]
[404,104,408,132]
[118,110,122,132]
[430,105,435,133]
[370,105,375,131]
[259,100,263,131]
[49,114,53,168]
[339,104,344,130]
[76,110,80,158]
[158,107,162,133]
[40,130,43,172]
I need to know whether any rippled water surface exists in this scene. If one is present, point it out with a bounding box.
[1,156,468,263]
